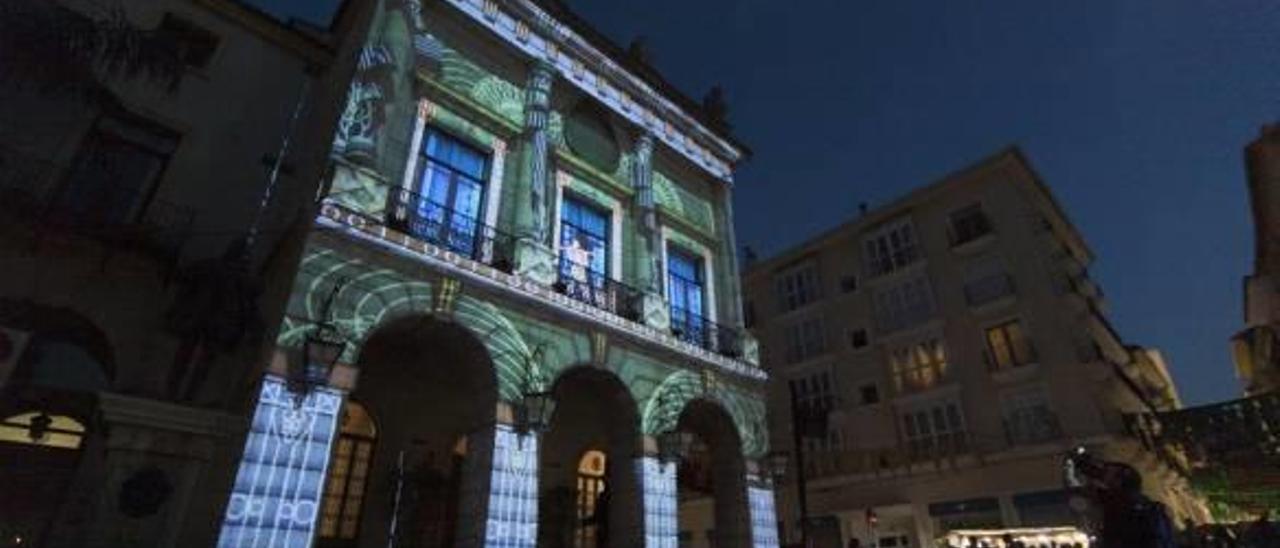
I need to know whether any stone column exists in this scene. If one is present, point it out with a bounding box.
[513,60,558,285]
[747,475,783,548]
[638,455,679,548]
[717,185,744,329]
[630,133,671,331]
[456,422,540,548]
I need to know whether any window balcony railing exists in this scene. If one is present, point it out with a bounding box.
[963,273,1015,307]
[803,438,972,480]
[384,188,515,273]
[670,307,744,359]
[554,255,643,321]
[1003,413,1063,447]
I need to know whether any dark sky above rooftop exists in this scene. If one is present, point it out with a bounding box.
[568,0,1278,405]
[256,1,1280,405]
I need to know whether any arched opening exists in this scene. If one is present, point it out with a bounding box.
[337,315,498,548]
[538,367,642,548]
[676,399,751,547]
[0,408,88,547]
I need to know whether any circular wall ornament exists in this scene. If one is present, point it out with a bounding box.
[119,467,174,518]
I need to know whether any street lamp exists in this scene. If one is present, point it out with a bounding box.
[516,390,557,434]
[658,429,696,463]
[288,281,347,401]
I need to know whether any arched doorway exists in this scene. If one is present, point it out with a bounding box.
[675,399,750,547]
[344,315,499,548]
[538,367,643,548]
[0,409,87,546]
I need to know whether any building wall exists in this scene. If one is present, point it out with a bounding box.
[745,149,1207,546]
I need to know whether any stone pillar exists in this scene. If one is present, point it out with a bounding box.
[639,455,679,548]
[513,60,558,285]
[747,476,782,548]
[456,422,540,548]
[717,185,745,330]
[630,133,671,331]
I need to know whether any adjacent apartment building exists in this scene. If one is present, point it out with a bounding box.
[1232,123,1280,396]
[743,148,1207,547]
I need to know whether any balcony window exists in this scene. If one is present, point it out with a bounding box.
[560,195,612,306]
[871,275,935,334]
[1002,388,1060,445]
[53,114,177,225]
[863,219,920,277]
[849,328,869,350]
[667,247,706,346]
[409,128,489,255]
[319,401,377,541]
[949,204,993,246]
[775,261,822,312]
[889,338,948,393]
[986,320,1036,370]
[784,317,826,364]
[963,257,1015,307]
[901,401,967,457]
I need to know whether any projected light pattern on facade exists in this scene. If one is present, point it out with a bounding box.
[641,456,679,548]
[217,377,343,548]
[485,425,540,547]
[749,484,781,548]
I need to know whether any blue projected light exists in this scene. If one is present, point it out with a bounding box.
[217,377,343,548]
[749,484,781,548]
[641,456,679,548]
[484,425,540,547]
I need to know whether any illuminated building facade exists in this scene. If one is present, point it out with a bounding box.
[216,1,778,548]
[1232,123,1280,396]
[743,149,1208,547]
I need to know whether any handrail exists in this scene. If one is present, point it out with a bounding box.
[383,187,516,273]
[670,306,744,359]
[554,254,642,321]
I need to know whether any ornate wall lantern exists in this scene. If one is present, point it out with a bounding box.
[514,342,556,435]
[288,281,347,401]
[658,429,695,463]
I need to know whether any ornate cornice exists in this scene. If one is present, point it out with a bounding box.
[440,0,743,184]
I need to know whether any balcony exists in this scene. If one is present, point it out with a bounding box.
[670,307,744,359]
[803,437,971,480]
[1003,412,1063,447]
[317,172,763,376]
[554,255,642,322]
[384,187,515,273]
[964,273,1015,307]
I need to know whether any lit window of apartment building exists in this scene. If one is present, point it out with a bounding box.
[743,148,1209,547]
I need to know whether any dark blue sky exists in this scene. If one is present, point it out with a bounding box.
[259,1,1279,404]
[569,0,1279,405]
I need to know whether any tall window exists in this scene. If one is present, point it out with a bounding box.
[788,370,836,410]
[319,401,377,542]
[963,257,1015,307]
[889,338,948,393]
[54,114,177,225]
[576,450,607,548]
[775,261,821,312]
[1002,388,1060,445]
[901,401,966,457]
[871,275,935,334]
[986,320,1036,370]
[668,247,706,346]
[949,204,993,246]
[863,220,920,277]
[410,128,489,256]
[559,195,611,307]
[784,317,826,363]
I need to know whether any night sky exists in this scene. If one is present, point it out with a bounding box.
[261,1,1280,405]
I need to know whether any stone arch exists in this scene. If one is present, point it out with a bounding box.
[675,398,753,548]
[642,369,769,458]
[539,365,645,548]
[281,251,542,403]
[0,298,115,391]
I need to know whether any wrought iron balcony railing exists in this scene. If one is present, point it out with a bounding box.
[670,306,744,359]
[554,255,643,321]
[384,188,515,273]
